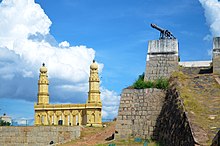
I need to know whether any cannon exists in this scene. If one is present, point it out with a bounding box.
[151,23,176,39]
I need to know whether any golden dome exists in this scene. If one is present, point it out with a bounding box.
[90,60,98,70]
[40,63,47,73]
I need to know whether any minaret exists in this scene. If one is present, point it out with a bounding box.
[88,60,101,103]
[37,63,49,105]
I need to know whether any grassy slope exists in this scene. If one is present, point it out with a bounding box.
[171,70,220,145]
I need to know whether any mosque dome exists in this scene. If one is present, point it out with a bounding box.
[90,60,98,70]
[40,63,47,73]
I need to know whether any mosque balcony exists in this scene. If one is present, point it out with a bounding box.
[34,103,87,110]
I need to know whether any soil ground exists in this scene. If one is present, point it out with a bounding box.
[58,121,158,146]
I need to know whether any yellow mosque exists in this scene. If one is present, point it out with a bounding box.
[34,60,102,127]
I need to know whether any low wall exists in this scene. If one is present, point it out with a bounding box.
[115,88,166,139]
[0,126,80,146]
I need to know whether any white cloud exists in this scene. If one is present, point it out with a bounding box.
[0,0,120,121]
[0,0,102,83]
[59,41,70,48]
[14,118,34,126]
[203,34,212,41]
[101,87,121,120]
[56,83,89,93]
[207,49,213,57]
[199,0,220,36]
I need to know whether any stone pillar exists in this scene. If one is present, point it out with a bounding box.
[78,112,81,126]
[64,111,70,126]
[35,113,41,125]
[213,37,220,74]
[54,114,58,125]
[72,111,77,125]
[70,113,73,126]
[61,113,65,125]
[144,39,179,81]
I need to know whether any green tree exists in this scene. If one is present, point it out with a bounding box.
[0,119,11,126]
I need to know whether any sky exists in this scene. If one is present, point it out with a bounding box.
[0,0,220,125]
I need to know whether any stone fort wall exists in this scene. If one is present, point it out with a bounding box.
[115,88,195,145]
[213,37,220,75]
[154,88,195,145]
[115,88,166,139]
[0,126,80,146]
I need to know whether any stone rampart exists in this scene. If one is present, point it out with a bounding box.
[211,130,220,146]
[115,87,196,145]
[213,37,220,74]
[0,126,80,146]
[144,39,178,81]
[115,88,166,139]
[153,88,195,146]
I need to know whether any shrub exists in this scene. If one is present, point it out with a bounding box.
[132,73,169,89]
[133,78,148,89]
[0,120,11,126]
[154,78,169,89]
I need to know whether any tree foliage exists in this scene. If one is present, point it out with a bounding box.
[0,119,11,126]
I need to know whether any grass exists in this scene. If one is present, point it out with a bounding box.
[171,71,220,145]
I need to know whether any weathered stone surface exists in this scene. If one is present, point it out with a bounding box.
[154,88,195,146]
[211,130,220,146]
[115,88,166,140]
[115,87,197,146]
[0,126,80,146]
[144,39,179,81]
[213,37,220,75]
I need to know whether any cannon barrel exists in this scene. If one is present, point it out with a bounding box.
[150,23,175,39]
[151,23,164,33]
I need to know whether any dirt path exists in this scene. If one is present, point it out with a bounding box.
[60,122,116,146]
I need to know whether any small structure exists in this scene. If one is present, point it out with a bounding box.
[144,39,179,81]
[0,113,12,124]
[144,24,179,81]
[34,60,102,127]
[213,37,220,74]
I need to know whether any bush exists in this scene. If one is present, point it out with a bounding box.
[154,78,169,89]
[132,79,148,89]
[0,120,11,126]
[132,73,169,89]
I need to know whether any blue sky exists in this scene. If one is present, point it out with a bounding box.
[0,0,219,124]
[36,0,213,91]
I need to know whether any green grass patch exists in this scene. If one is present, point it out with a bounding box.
[132,73,169,89]
[170,71,220,145]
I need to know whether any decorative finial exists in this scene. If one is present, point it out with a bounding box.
[93,60,95,63]
[42,63,45,67]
